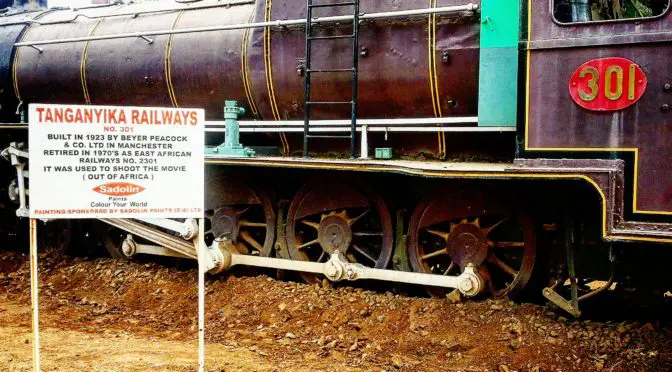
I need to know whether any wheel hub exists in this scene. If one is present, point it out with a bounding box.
[447,222,489,269]
[211,208,239,240]
[318,215,352,254]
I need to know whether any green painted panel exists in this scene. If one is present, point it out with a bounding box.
[478,0,520,127]
[480,0,520,48]
[478,48,518,127]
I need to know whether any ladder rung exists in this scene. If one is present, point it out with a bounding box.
[307,68,355,73]
[306,101,353,105]
[305,135,352,139]
[308,34,355,40]
[308,2,355,8]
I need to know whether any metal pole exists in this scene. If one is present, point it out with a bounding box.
[15,4,478,47]
[303,0,313,159]
[197,218,205,372]
[565,210,579,312]
[208,117,480,126]
[350,0,360,159]
[29,218,40,371]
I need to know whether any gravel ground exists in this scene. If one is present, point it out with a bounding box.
[1,250,671,371]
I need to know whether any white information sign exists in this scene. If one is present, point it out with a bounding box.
[28,103,204,219]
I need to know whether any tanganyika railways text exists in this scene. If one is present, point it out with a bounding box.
[34,107,199,126]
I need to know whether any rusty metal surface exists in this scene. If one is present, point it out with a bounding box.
[14,7,112,105]
[12,0,479,120]
[204,173,276,257]
[168,4,254,119]
[85,11,176,107]
[248,0,479,121]
[406,187,536,298]
[0,10,43,121]
[285,179,394,283]
[9,0,481,156]
[527,3,672,215]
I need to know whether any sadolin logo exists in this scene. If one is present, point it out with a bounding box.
[93,182,145,196]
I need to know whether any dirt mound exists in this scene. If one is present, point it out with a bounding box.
[1,250,671,371]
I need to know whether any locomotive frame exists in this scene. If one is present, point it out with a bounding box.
[0,0,671,317]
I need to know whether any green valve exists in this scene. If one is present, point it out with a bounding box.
[205,100,256,158]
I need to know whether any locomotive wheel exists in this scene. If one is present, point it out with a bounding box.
[407,189,536,299]
[204,176,275,257]
[286,180,393,283]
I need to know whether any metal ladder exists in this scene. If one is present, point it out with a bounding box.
[303,0,360,159]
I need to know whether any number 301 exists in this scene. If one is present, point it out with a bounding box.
[578,64,637,102]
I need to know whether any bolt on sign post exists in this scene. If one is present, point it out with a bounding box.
[28,103,205,371]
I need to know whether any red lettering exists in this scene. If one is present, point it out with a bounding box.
[64,108,73,123]
[74,108,83,122]
[173,111,182,125]
[83,108,92,123]
[93,108,103,123]
[161,111,173,125]
[140,110,149,124]
[108,109,117,124]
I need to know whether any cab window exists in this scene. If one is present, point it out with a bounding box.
[553,0,669,23]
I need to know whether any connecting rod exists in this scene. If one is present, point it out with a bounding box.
[100,218,197,259]
[205,241,484,297]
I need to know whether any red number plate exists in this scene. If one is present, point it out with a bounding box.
[569,57,647,111]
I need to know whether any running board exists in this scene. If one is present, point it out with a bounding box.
[99,218,197,260]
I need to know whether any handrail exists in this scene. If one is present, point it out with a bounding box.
[1,0,253,27]
[207,117,480,126]
[15,4,478,47]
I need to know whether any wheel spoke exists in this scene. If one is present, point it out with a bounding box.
[239,220,267,228]
[426,228,450,241]
[235,206,251,216]
[347,209,370,226]
[296,238,320,250]
[492,241,525,248]
[240,231,264,253]
[420,248,448,261]
[442,261,456,275]
[488,253,517,277]
[236,242,250,255]
[317,250,328,263]
[482,217,508,236]
[353,231,383,237]
[300,220,320,230]
[352,244,377,264]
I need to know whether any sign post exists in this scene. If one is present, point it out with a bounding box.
[29,218,39,371]
[28,103,205,370]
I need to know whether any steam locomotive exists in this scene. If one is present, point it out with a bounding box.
[1,0,671,315]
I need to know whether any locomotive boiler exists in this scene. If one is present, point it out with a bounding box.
[0,0,671,316]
